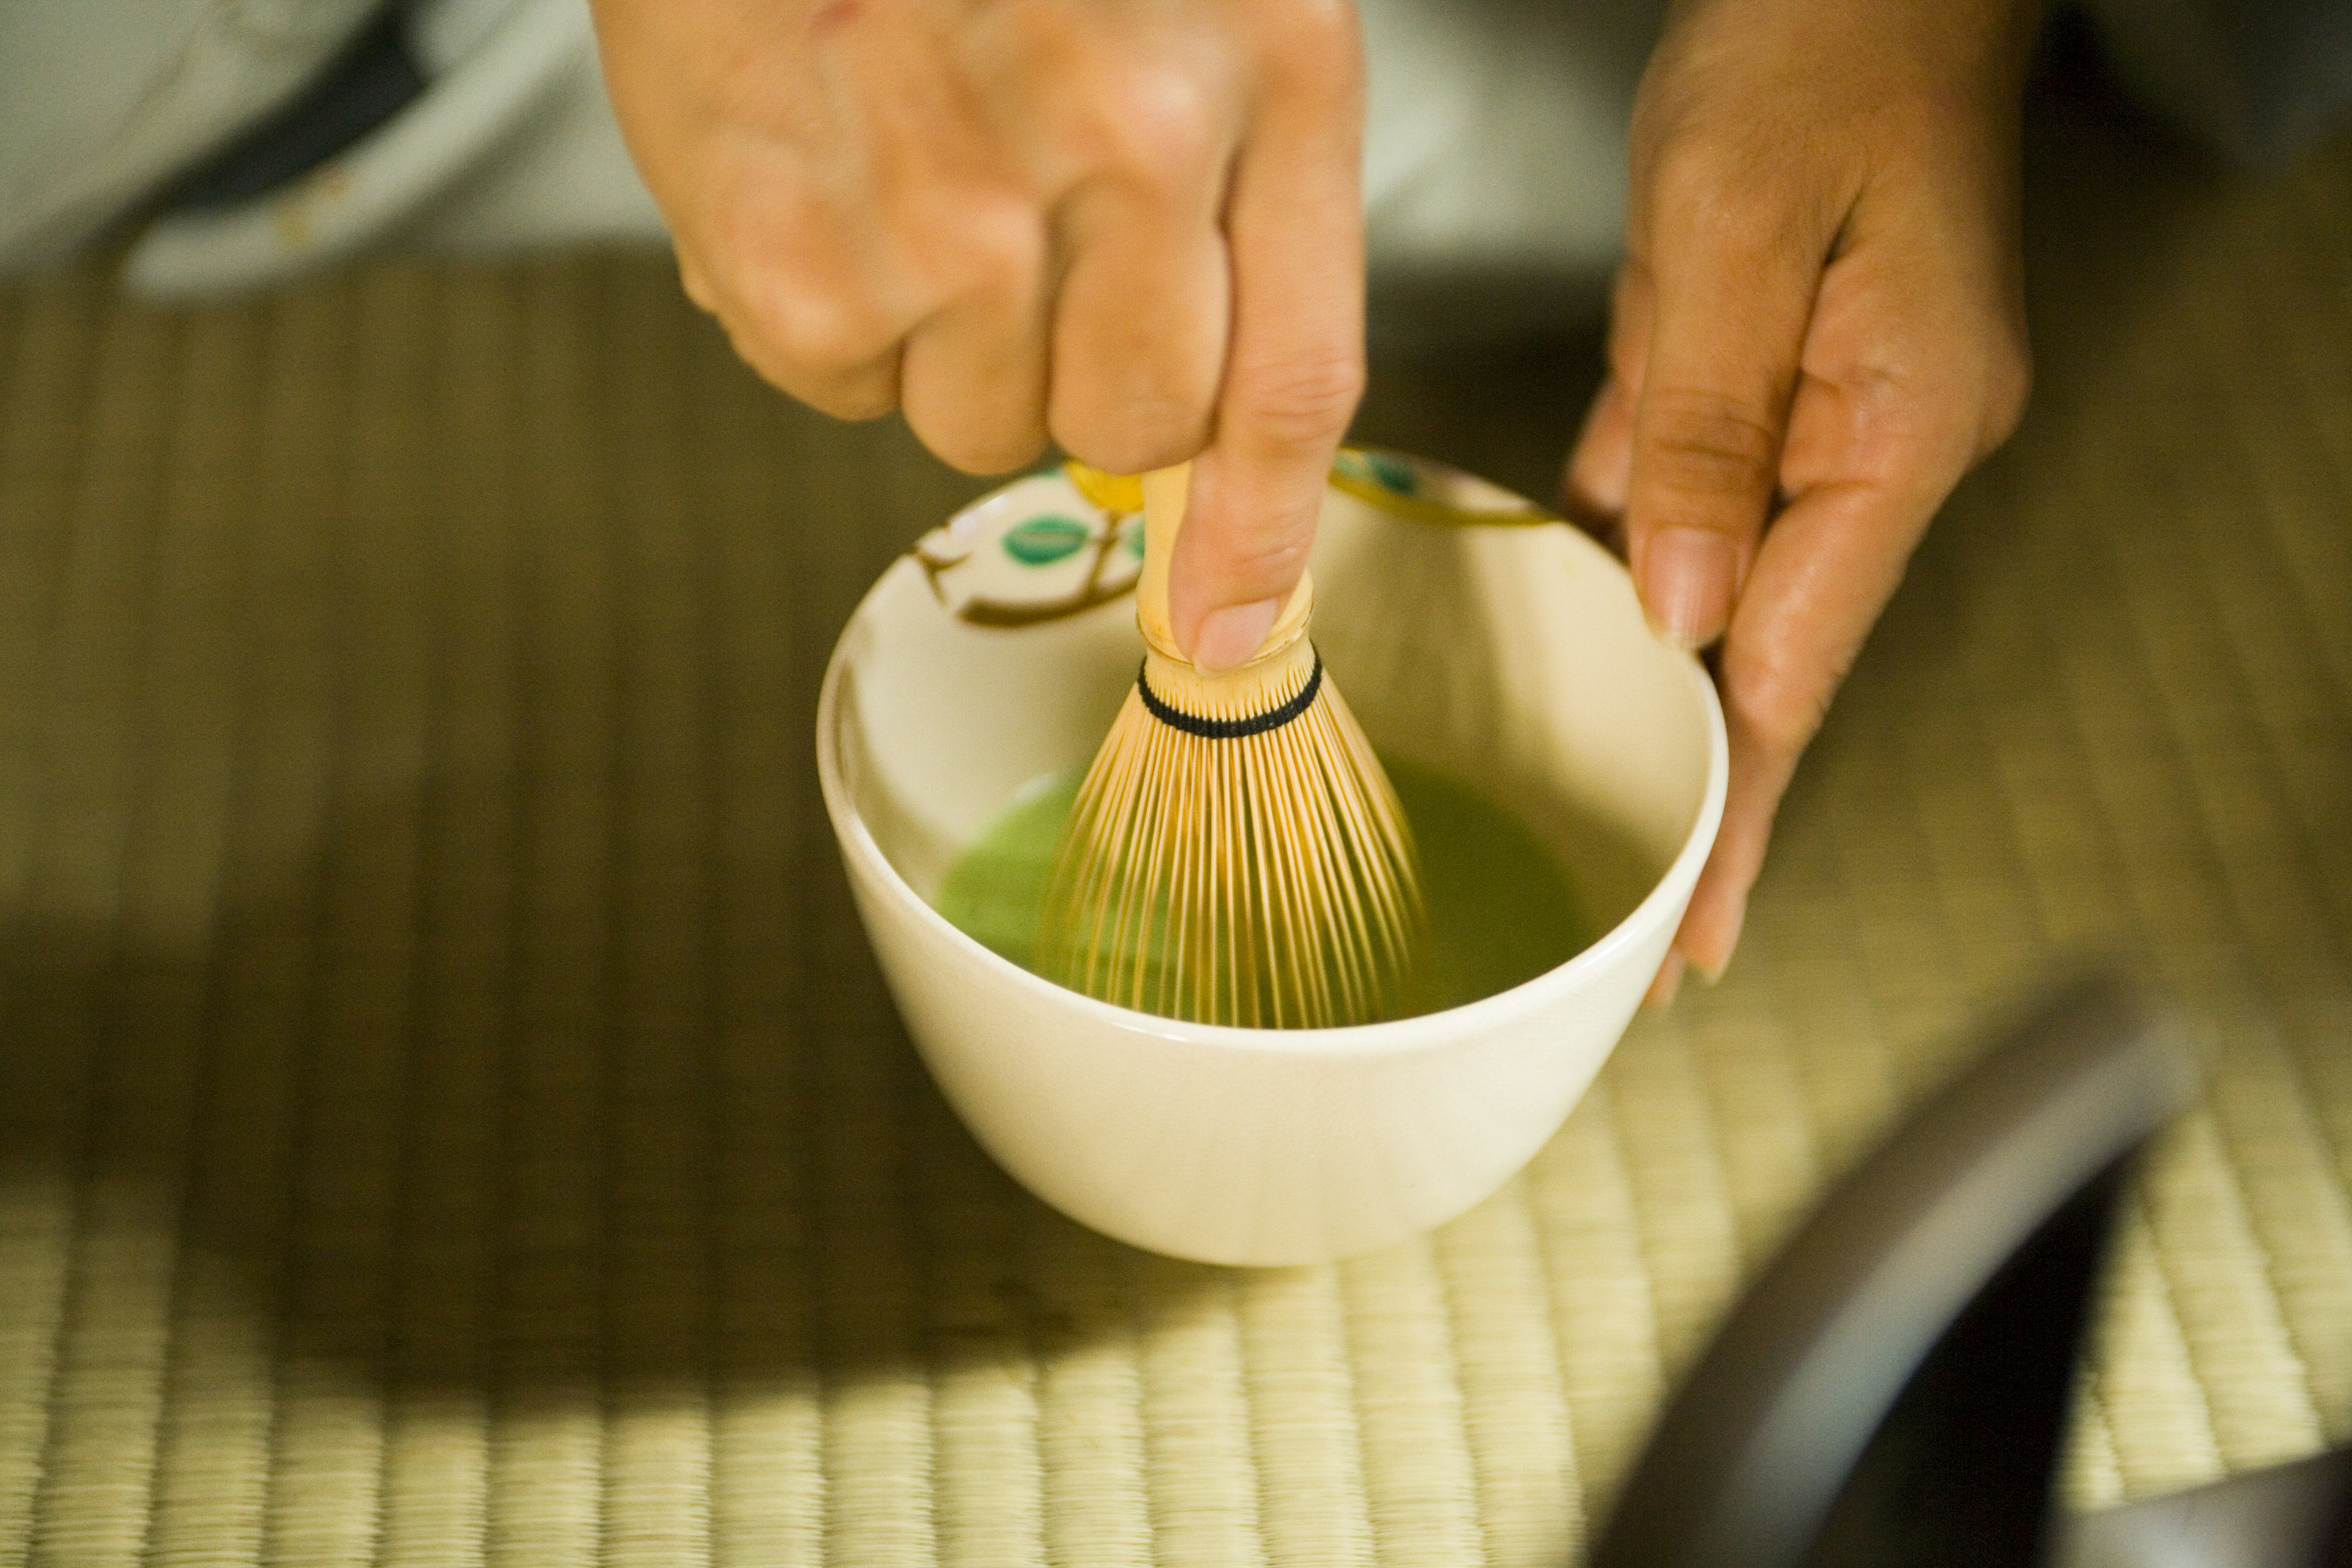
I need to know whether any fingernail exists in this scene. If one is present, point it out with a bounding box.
[1641,526,1738,650]
[1191,597,1281,674]
[1645,949,1686,1009]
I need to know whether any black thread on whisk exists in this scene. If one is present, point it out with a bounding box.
[1137,650,1324,739]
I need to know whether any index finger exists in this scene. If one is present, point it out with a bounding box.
[1167,1,1366,674]
[1623,158,1842,649]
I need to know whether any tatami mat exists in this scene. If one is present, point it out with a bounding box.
[2,89,2348,1568]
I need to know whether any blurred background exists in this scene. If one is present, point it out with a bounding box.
[0,4,2347,1564]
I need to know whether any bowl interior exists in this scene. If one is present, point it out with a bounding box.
[832,462,1715,987]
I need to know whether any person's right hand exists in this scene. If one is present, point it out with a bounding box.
[589,0,1368,674]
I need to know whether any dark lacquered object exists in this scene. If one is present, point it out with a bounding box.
[1589,974,2350,1568]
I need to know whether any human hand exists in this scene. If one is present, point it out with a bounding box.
[1565,0,2040,1003]
[589,0,1367,671]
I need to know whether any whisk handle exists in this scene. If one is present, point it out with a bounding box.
[1135,462,1314,667]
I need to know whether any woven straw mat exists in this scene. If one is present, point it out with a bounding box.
[1,106,2347,1567]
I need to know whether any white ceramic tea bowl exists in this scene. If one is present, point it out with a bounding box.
[818,450,1727,1267]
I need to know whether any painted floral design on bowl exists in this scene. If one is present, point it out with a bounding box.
[1330,447,1557,527]
[910,450,1556,630]
[910,467,1147,628]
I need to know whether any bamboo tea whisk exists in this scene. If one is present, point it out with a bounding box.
[1039,464,1425,1028]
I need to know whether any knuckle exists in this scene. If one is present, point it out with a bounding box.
[1226,347,1365,454]
[742,325,897,418]
[1645,132,1826,258]
[1084,67,1223,191]
[1890,322,2032,472]
[742,263,903,376]
[1722,632,1842,761]
[676,253,718,315]
[1649,137,1763,235]
[799,375,899,422]
[932,210,1048,306]
[1978,337,2033,453]
[1054,375,1214,476]
[1217,524,1313,594]
[1639,388,1781,502]
[927,422,1049,477]
[1061,419,1207,481]
[1253,0,1362,91]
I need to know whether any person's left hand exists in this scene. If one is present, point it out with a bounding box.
[1565,0,2041,1003]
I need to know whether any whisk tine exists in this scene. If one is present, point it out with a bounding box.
[1038,461,1426,1029]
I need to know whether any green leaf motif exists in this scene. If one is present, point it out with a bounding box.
[1367,452,1419,496]
[1001,514,1091,565]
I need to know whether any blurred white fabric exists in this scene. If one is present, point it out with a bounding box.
[0,0,1662,330]
[117,0,663,294]
[0,0,382,269]
[1360,0,1666,342]
[4,0,2340,326]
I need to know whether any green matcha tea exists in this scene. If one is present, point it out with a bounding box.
[933,756,1593,1019]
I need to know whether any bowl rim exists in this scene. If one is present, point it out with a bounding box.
[815,508,1730,1060]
